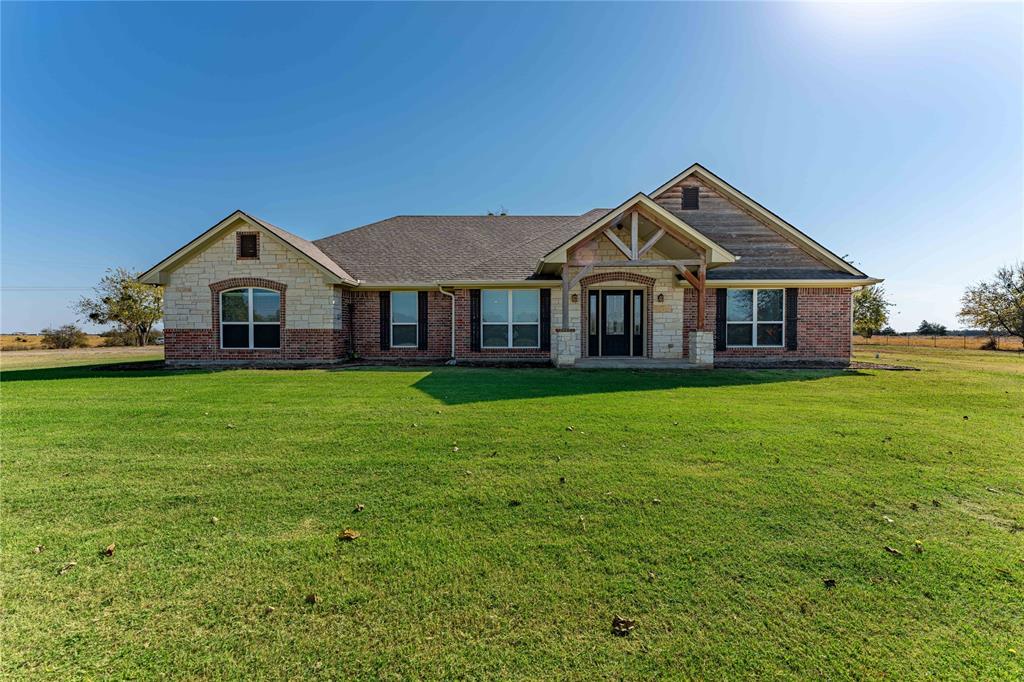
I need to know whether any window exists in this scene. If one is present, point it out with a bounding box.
[221,288,280,349]
[390,291,418,347]
[726,289,784,347]
[237,233,259,259]
[682,186,699,210]
[482,289,540,348]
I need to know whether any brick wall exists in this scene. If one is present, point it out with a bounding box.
[350,289,453,360]
[348,289,556,362]
[165,328,343,362]
[701,287,852,365]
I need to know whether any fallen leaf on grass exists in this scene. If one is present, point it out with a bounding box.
[338,529,361,541]
[226,424,235,429]
[102,543,115,557]
[32,545,44,554]
[883,516,894,524]
[452,446,460,453]
[354,504,365,513]
[884,546,903,556]
[305,593,321,604]
[652,498,662,505]
[986,487,1000,493]
[647,571,656,582]
[823,578,837,589]
[211,516,219,524]
[909,503,919,511]
[264,606,276,615]
[913,540,923,553]
[58,561,77,575]
[611,616,636,636]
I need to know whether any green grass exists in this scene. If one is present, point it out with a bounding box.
[2,347,1022,679]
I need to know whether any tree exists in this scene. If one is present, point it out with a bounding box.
[75,268,163,347]
[917,320,948,336]
[853,285,893,338]
[958,262,1024,347]
[880,326,897,336]
[40,324,89,349]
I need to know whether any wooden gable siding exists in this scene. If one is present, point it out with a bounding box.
[655,177,829,271]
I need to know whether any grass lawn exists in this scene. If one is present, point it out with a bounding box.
[2,347,1022,679]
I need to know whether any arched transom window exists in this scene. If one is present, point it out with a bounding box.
[221,287,281,349]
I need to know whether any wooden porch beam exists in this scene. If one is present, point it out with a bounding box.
[637,228,665,258]
[561,263,571,329]
[596,259,703,268]
[676,264,701,289]
[603,228,633,260]
[630,211,639,260]
[568,263,595,290]
[697,259,707,330]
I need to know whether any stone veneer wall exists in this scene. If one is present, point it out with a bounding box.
[565,232,685,359]
[163,222,342,363]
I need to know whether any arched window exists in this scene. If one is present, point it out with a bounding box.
[221,287,280,349]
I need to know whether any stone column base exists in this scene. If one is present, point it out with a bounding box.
[554,328,579,367]
[688,330,714,366]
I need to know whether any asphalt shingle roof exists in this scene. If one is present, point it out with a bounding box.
[312,210,607,283]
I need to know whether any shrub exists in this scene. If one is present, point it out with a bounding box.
[40,325,89,349]
[980,337,998,351]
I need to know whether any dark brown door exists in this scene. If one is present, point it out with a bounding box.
[600,290,630,356]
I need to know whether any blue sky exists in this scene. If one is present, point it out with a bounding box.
[2,1,1021,333]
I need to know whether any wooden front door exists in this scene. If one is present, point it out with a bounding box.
[600,290,630,356]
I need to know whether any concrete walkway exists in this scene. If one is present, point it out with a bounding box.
[573,357,706,369]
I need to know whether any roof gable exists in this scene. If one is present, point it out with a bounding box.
[138,211,355,285]
[540,193,736,266]
[650,164,864,276]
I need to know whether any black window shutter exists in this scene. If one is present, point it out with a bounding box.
[785,288,799,350]
[417,291,429,350]
[682,187,699,210]
[715,289,727,351]
[379,291,390,350]
[539,289,551,351]
[470,289,481,352]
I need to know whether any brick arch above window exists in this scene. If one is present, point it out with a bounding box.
[209,278,287,330]
[579,271,657,289]
[578,271,655,358]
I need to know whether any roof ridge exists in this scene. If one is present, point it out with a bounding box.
[313,214,585,244]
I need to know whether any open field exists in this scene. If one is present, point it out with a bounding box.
[0,334,110,352]
[2,347,1022,679]
[855,334,1023,351]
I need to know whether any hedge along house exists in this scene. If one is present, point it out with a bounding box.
[140,164,880,368]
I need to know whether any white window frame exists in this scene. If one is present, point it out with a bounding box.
[481,289,541,349]
[390,291,419,348]
[220,287,281,350]
[725,288,785,348]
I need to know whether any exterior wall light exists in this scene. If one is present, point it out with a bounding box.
[657,293,665,303]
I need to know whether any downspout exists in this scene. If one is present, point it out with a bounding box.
[437,284,457,365]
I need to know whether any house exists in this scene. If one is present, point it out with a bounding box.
[140,163,880,368]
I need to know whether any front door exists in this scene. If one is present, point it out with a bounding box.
[600,290,630,356]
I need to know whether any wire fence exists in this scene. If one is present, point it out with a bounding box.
[854,335,1023,351]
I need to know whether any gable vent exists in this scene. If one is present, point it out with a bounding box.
[682,187,699,210]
